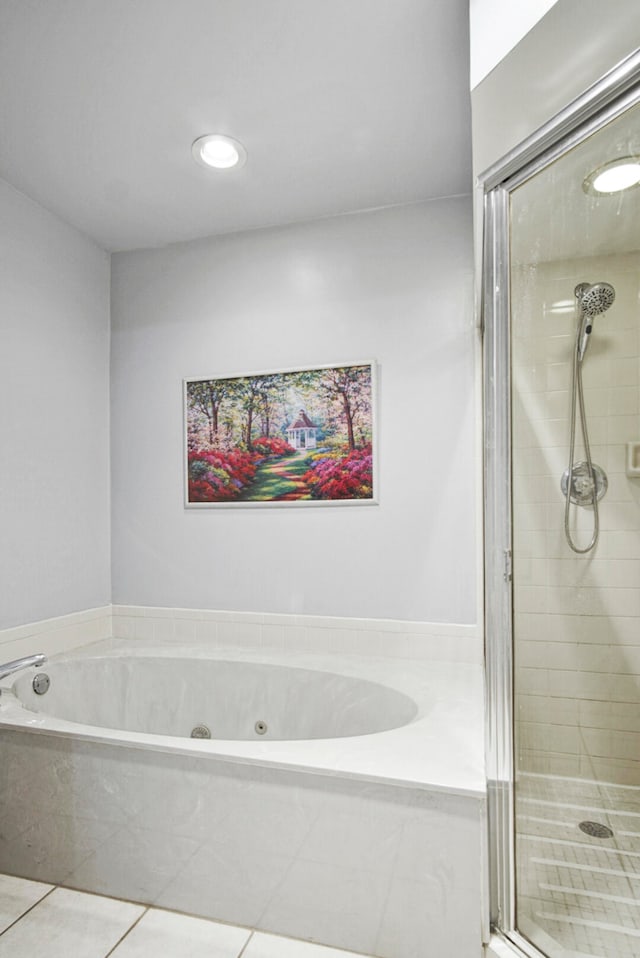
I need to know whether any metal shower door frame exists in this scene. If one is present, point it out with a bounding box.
[481,47,640,958]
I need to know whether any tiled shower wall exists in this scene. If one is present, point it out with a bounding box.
[512,251,640,786]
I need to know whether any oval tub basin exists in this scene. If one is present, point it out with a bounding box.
[12,656,419,741]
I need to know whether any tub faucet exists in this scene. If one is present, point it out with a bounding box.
[0,653,46,682]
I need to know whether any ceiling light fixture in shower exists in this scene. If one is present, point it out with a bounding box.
[191,134,247,171]
[583,156,640,195]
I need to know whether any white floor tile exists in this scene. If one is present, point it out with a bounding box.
[0,874,52,934]
[0,887,144,958]
[243,931,361,958]
[109,908,251,958]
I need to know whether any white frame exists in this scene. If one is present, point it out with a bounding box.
[183,359,378,508]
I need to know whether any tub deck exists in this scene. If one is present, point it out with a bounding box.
[0,637,485,797]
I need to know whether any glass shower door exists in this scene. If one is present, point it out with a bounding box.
[509,96,640,958]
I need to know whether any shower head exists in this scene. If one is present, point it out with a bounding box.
[576,282,616,317]
[574,281,615,360]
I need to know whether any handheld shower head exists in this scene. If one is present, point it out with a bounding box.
[574,281,615,360]
[579,282,615,316]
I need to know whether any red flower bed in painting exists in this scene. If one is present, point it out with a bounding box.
[252,436,296,457]
[188,449,257,502]
[303,444,373,500]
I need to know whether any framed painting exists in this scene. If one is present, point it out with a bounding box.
[184,361,377,507]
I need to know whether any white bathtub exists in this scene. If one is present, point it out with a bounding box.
[10,654,419,741]
[0,639,486,958]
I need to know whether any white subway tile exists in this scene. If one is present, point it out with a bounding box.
[173,618,197,641]
[154,618,176,641]
[194,620,217,642]
[133,617,155,640]
[610,357,638,386]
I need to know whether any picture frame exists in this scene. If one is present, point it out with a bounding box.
[184,361,377,507]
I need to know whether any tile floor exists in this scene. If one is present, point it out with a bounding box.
[516,773,640,958]
[0,874,370,958]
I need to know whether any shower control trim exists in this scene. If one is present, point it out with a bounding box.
[561,461,607,506]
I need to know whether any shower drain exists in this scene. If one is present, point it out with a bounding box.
[579,820,614,839]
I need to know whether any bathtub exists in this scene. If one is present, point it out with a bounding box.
[9,653,419,742]
[0,639,486,958]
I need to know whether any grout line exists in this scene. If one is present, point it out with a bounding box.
[0,874,376,958]
[102,905,150,957]
[0,882,57,937]
[236,929,254,958]
[127,900,254,935]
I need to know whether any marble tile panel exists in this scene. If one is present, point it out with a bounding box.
[207,792,316,860]
[0,887,143,958]
[156,845,294,928]
[0,735,130,827]
[63,824,200,903]
[109,907,250,958]
[258,858,392,955]
[0,813,118,885]
[376,875,479,958]
[393,798,483,888]
[296,802,402,872]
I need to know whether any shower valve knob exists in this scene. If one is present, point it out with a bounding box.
[575,475,593,496]
[561,461,607,506]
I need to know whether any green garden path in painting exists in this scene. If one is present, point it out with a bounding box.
[239,451,313,501]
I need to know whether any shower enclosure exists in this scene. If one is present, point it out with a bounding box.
[484,52,640,958]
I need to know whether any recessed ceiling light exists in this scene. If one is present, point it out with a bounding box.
[583,156,640,195]
[191,134,247,171]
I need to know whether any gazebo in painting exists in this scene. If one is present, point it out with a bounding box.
[286,409,317,450]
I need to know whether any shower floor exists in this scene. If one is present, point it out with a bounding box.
[516,773,640,958]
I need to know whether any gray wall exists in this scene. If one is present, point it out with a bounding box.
[472,0,640,175]
[111,199,476,622]
[0,179,111,629]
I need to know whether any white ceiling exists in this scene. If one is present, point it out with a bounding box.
[0,0,472,252]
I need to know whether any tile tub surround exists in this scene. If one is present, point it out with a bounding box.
[0,606,111,663]
[0,605,482,667]
[110,605,483,666]
[0,639,486,958]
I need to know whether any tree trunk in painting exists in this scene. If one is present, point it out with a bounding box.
[339,388,356,450]
[208,385,220,441]
[245,406,254,451]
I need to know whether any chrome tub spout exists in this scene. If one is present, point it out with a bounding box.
[0,653,46,682]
